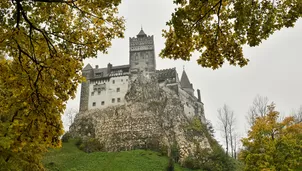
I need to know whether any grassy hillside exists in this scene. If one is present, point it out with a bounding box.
[42,139,200,171]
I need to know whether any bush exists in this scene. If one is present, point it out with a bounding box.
[76,138,104,153]
[171,143,179,162]
[183,156,199,170]
[166,158,174,171]
[159,145,168,156]
[75,137,82,147]
[61,132,71,142]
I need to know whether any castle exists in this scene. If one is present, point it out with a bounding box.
[79,29,205,123]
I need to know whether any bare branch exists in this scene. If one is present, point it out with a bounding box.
[246,95,269,127]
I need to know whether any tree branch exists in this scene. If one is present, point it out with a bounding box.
[32,0,75,3]
[191,0,222,30]
[215,0,223,42]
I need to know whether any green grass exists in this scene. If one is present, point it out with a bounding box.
[42,139,200,171]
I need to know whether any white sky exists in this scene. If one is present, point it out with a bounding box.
[65,0,302,145]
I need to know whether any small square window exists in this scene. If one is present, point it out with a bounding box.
[117,88,120,92]
[121,79,123,82]
[91,92,94,96]
[112,80,115,84]
[112,98,115,103]
[98,91,101,95]
[101,101,105,105]
[117,98,121,102]
[92,102,96,106]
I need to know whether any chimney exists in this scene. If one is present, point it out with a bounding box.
[107,63,112,74]
[197,89,201,102]
[95,65,99,69]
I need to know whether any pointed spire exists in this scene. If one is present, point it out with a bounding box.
[137,26,147,38]
[180,69,192,88]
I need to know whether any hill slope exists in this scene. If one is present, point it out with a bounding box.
[42,140,201,171]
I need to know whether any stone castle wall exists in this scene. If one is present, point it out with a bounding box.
[70,75,211,162]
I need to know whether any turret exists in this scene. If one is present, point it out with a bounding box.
[79,64,94,112]
[180,70,194,96]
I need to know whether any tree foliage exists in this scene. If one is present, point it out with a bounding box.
[240,104,302,171]
[160,0,302,69]
[0,0,124,169]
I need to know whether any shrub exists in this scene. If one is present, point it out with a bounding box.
[159,145,168,156]
[75,138,82,147]
[166,158,174,171]
[171,143,179,162]
[77,138,104,153]
[183,156,199,170]
[61,132,71,142]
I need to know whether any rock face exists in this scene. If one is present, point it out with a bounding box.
[69,74,211,162]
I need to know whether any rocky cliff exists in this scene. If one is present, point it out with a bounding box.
[69,75,211,162]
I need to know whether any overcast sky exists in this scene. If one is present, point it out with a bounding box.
[66,0,302,145]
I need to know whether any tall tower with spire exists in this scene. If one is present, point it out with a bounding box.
[129,28,156,75]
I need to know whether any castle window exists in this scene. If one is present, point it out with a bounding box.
[117,98,121,102]
[95,72,103,77]
[126,79,128,82]
[91,92,94,96]
[121,79,123,82]
[112,80,115,84]
[92,102,96,106]
[135,62,139,65]
[112,98,115,103]
[135,53,139,60]
[101,101,105,105]
[98,91,101,95]
[117,88,120,92]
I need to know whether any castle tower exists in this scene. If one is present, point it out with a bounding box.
[79,64,94,112]
[180,70,194,96]
[129,28,156,76]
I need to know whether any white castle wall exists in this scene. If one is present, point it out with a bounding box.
[178,87,206,124]
[88,75,129,110]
